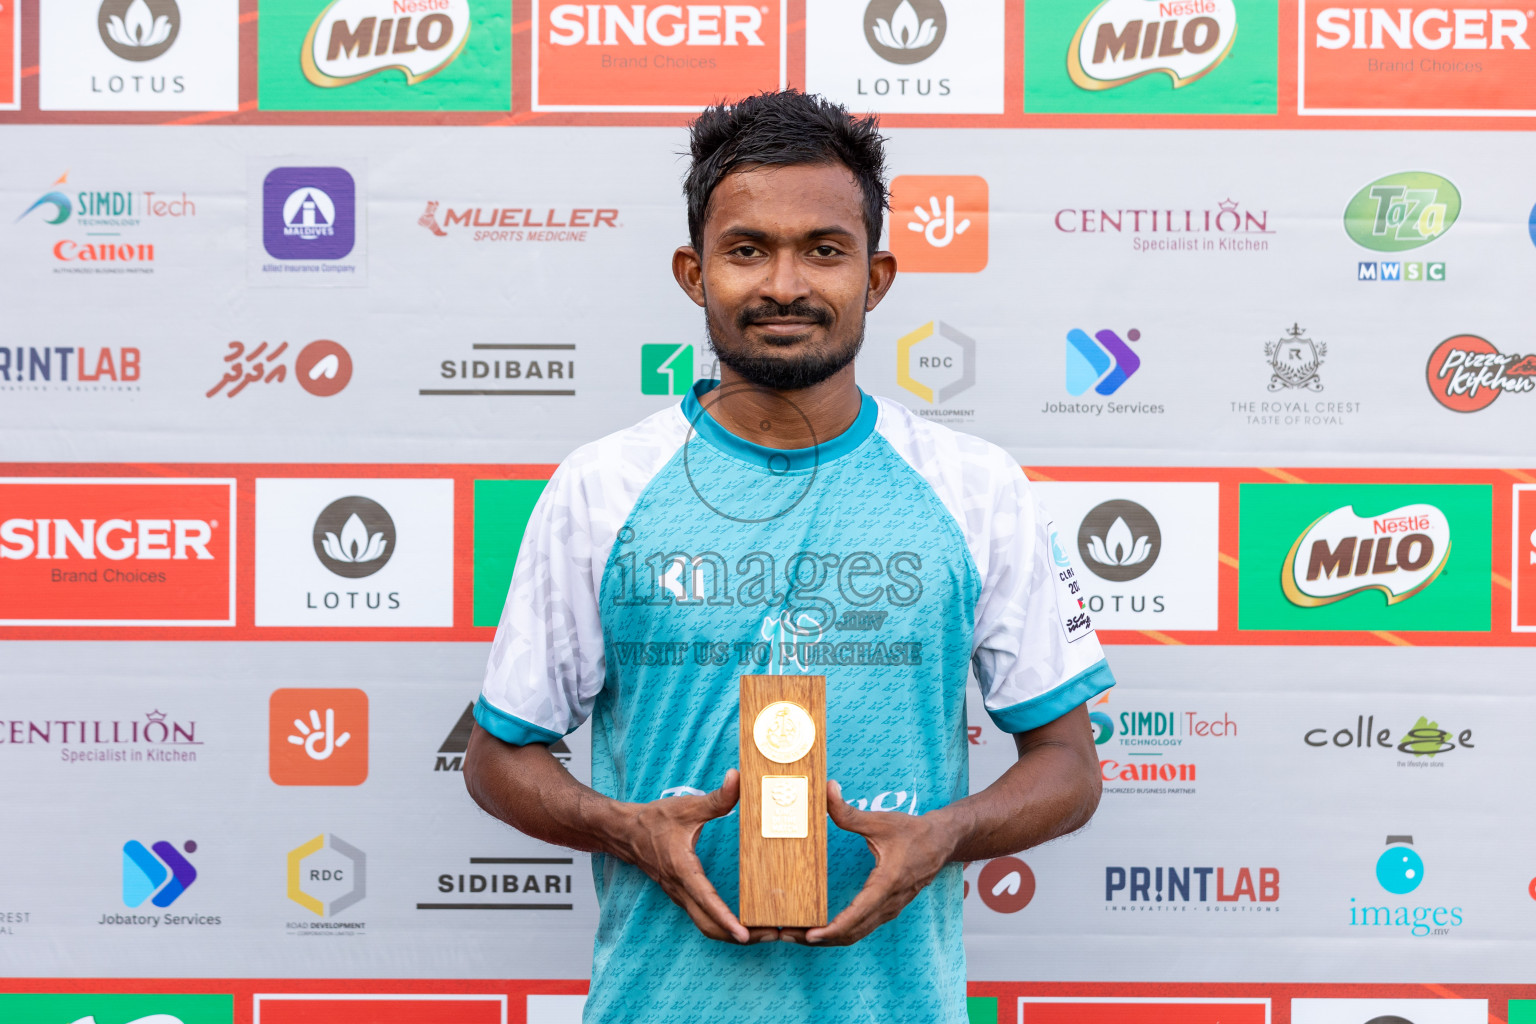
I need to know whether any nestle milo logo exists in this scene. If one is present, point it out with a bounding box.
[1068,0,1238,91]
[1344,172,1461,253]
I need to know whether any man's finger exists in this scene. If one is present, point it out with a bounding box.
[697,767,742,820]
[826,778,876,834]
[805,868,898,946]
[670,887,736,943]
[675,860,750,943]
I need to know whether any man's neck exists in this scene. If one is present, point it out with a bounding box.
[706,365,862,451]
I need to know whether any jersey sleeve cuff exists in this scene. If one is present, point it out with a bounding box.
[474,695,565,746]
[987,659,1116,734]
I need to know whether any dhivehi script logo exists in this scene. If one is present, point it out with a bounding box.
[1068,0,1238,90]
[1344,172,1460,253]
[302,0,472,88]
[1281,504,1450,608]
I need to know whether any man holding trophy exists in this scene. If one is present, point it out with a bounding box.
[464,91,1115,1024]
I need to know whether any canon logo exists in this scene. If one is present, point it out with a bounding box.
[547,4,765,46]
[0,519,215,561]
[1315,7,1530,50]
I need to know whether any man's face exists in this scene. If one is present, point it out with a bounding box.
[674,162,895,391]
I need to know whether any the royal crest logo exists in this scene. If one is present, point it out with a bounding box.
[1068,0,1239,90]
[1281,503,1451,608]
[301,0,472,87]
[1266,323,1325,392]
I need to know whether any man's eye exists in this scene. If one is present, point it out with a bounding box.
[732,245,762,257]
[812,245,840,257]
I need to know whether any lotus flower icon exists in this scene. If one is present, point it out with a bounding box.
[874,0,939,50]
[1086,517,1152,569]
[106,0,174,48]
[1077,499,1161,583]
[322,512,388,565]
[865,0,946,64]
[311,496,396,579]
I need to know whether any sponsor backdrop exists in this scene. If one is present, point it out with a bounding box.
[2,1,1535,1023]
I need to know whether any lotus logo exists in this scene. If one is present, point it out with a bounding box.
[1344,172,1460,253]
[864,0,946,64]
[1281,504,1450,608]
[312,496,395,579]
[98,0,180,62]
[1078,499,1161,583]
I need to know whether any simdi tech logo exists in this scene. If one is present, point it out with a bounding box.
[533,1,785,112]
[1301,1,1536,115]
[888,175,988,273]
[39,0,240,111]
[0,478,235,626]
[14,170,198,276]
[0,995,233,1024]
[269,688,369,785]
[1345,171,1458,282]
[258,0,510,111]
[1025,0,1278,114]
[1237,483,1491,631]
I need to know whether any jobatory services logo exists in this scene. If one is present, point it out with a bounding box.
[1293,999,1488,1024]
[1105,862,1280,911]
[207,339,353,399]
[39,0,238,111]
[1053,197,1275,253]
[1051,327,1168,418]
[435,703,572,771]
[0,995,234,1024]
[1346,835,1464,937]
[287,833,366,931]
[806,0,1004,114]
[418,199,621,243]
[1425,334,1536,412]
[419,855,577,911]
[966,856,1036,914]
[1345,172,1457,281]
[258,0,510,111]
[1026,0,1278,114]
[0,709,203,765]
[1237,483,1492,631]
[254,478,454,626]
[0,0,17,110]
[533,1,785,112]
[122,839,197,908]
[895,320,975,421]
[888,175,988,272]
[640,343,695,396]
[14,171,199,276]
[268,688,369,786]
[0,478,235,626]
[1301,0,1535,115]
[1304,714,1474,768]
[1514,486,1536,631]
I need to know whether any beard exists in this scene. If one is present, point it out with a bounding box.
[705,298,864,391]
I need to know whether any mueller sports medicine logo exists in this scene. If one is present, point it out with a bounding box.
[888,175,988,273]
[1054,198,1273,253]
[1069,0,1239,91]
[1105,864,1279,910]
[0,709,202,765]
[301,0,472,88]
[418,200,620,243]
[534,1,784,111]
[1302,2,1535,114]
[1281,504,1451,608]
[99,0,180,62]
[1426,335,1536,412]
[0,478,234,626]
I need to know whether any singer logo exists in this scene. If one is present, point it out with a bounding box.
[533,1,785,111]
[1301,2,1536,114]
[0,478,234,626]
[888,175,988,273]
[269,688,369,786]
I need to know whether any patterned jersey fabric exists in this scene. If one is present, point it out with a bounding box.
[477,380,1115,1024]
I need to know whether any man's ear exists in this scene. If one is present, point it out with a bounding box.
[865,250,898,312]
[674,246,706,308]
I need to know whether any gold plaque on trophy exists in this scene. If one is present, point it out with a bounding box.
[738,675,827,928]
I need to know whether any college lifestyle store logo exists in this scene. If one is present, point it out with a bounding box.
[41,0,237,110]
[14,171,197,275]
[1301,1,1536,115]
[1425,334,1536,412]
[1349,835,1463,937]
[1068,0,1238,91]
[268,688,369,786]
[965,856,1036,914]
[896,320,976,416]
[287,833,366,926]
[0,478,235,626]
[888,175,988,273]
[1105,864,1279,911]
[206,339,353,398]
[0,709,202,765]
[300,0,471,88]
[1345,172,1458,281]
[533,1,784,111]
[122,839,197,908]
[1304,714,1475,765]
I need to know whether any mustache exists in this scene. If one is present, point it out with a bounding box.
[736,300,833,331]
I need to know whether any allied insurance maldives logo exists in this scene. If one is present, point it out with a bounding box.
[258,0,509,111]
[1237,483,1491,632]
[0,478,235,627]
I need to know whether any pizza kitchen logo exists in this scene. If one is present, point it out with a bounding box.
[301,0,472,88]
[1281,503,1450,608]
[1069,0,1238,91]
[1425,334,1536,413]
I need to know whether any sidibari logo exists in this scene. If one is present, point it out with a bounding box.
[301,0,472,88]
[1425,334,1536,413]
[1068,0,1239,91]
[1066,327,1140,396]
[123,839,197,908]
[312,496,395,579]
[98,0,180,62]
[1077,499,1160,583]
[864,0,946,64]
[1343,172,1459,253]
[1281,504,1450,608]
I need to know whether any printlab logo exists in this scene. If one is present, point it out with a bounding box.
[1346,172,1457,282]
[206,339,353,398]
[896,320,976,415]
[1,345,142,392]
[1067,0,1238,91]
[1267,323,1325,392]
[1066,327,1140,396]
[968,856,1035,914]
[123,839,197,907]
[287,833,366,919]
[1105,864,1280,909]
[99,0,180,61]
[888,175,988,273]
[300,0,472,88]
[864,0,946,63]
[1077,499,1160,583]
[262,167,355,261]
[268,688,369,786]
[640,344,694,396]
[1425,334,1536,413]
[434,703,572,771]
[312,496,395,578]
[1349,835,1463,937]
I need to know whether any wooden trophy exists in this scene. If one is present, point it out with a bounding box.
[738,674,827,928]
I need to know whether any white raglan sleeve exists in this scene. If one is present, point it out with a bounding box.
[971,459,1115,733]
[475,459,607,745]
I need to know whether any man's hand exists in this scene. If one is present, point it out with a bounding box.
[803,779,955,946]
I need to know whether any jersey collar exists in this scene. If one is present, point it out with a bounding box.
[680,379,878,472]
